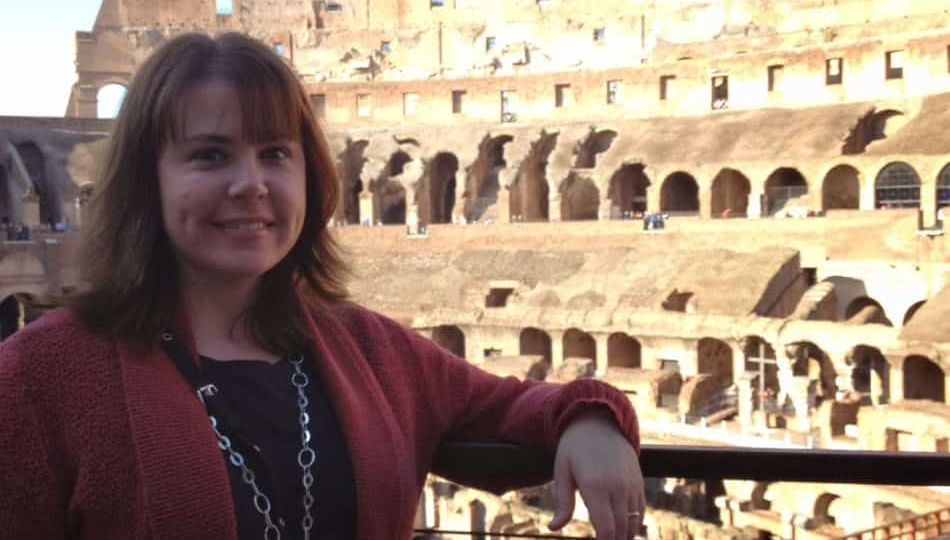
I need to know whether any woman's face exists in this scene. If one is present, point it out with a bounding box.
[157,80,307,287]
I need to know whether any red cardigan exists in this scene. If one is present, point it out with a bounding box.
[0,303,639,539]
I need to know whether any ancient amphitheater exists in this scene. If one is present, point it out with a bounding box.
[1,0,949,538]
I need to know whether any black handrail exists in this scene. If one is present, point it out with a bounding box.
[433,442,950,486]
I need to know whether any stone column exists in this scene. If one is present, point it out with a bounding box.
[747,190,763,219]
[464,326,483,364]
[594,333,609,376]
[496,187,511,224]
[736,372,755,428]
[680,341,699,378]
[888,357,904,402]
[548,194,561,222]
[550,330,565,369]
[791,375,811,432]
[358,185,375,225]
[21,194,39,229]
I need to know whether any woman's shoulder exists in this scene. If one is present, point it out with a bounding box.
[0,308,114,376]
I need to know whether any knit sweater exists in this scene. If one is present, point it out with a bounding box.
[0,302,640,539]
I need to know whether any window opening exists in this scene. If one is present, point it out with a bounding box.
[327,2,343,13]
[767,64,783,92]
[485,288,515,308]
[876,162,920,209]
[452,90,465,114]
[356,94,372,118]
[885,50,904,80]
[826,58,843,85]
[273,43,285,56]
[403,92,419,117]
[555,84,572,108]
[485,36,497,52]
[593,28,606,42]
[431,0,445,6]
[215,0,232,15]
[310,94,326,118]
[500,91,516,123]
[380,41,392,53]
[607,80,622,104]
[660,75,675,101]
[711,75,729,109]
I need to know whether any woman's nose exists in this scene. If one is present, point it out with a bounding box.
[228,154,269,198]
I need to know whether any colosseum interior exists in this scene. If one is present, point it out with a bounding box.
[1,0,949,538]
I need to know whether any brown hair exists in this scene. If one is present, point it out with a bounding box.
[70,32,348,354]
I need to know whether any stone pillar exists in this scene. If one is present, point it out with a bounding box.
[599,198,613,221]
[550,330,565,369]
[747,190,763,219]
[358,189,374,225]
[594,334,609,376]
[736,372,755,428]
[548,194,561,222]
[21,194,39,229]
[680,341,699,378]
[496,187,511,224]
[791,375,811,432]
[464,326,483,364]
[698,186,711,219]
[888,359,904,402]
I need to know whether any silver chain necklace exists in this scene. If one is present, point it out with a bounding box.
[203,354,317,540]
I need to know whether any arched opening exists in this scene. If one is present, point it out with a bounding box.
[659,171,699,214]
[559,172,600,220]
[813,493,842,526]
[563,328,595,364]
[903,301,925,326]
[744,336,779,409]
[937,164,950,212]
[14,141,61,224]
[875,162,920,209]
[903,355,945,402]
[764,167,808,215]
[378,182,406,224]
[466,135,512,222]
[851,345,889,405]
[338,139,368,224]
[519,327,552,366]
[710,168,750,218]
[789,342,836,405]
[388,151,412,177]
[427,153,458,224]
[573,129,617,169]
[607,164,650,218]
[0,294,24,340]
[698,337,734,387]
[432,325,465,359]
[607,333,641,369]
[844,296,893,326]
[822,165,860,210]
[97,83,127,119]
[0,164,11,225]
[510,132,557,222]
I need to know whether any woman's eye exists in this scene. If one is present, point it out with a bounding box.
[261,147,291,161]
[191,148,227,164]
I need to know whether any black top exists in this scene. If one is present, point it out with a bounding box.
[199,355,357,540]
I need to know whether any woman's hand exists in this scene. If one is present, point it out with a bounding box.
[548,411,645,539]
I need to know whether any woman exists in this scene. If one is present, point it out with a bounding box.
[0,33,644,539]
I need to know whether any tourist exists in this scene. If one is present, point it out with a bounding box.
[0,33,644,539]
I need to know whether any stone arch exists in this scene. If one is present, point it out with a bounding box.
[937,163,950,210]
[519,327,552,366]
[607,164,650,218]
[466,134,513,222]
[698,337,733,387]
[338,138,368,224]
[788,341,836,404]
[0,294,24,340]
[764,167,808,215]
[607,333,641,369]
[844,296,893,326]
[822,165,860,210]
[97,83,128,119]
[903,300,925,326]
[425,152,459,224]
[510,132,558,222]
[851,345,889,405]
[710,168,750,218]
[14,141,62,224]
[559,171,600,221]
[659,171,699,214]
[813,493,843,526]
[374,151,413,224]
[573,129,618,169]
[875,162,920,209]
[432,325,465,359]
[903,355,945,402]
[563,328,595,363]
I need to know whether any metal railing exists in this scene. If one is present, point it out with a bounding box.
[418,443,950,539]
